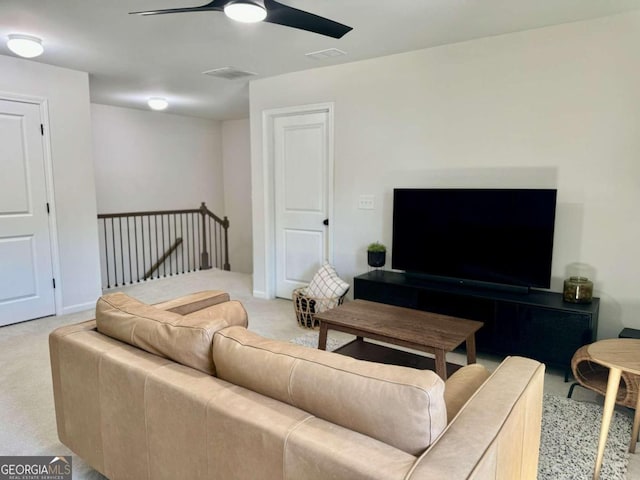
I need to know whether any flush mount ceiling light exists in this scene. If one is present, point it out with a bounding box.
[223,1,267,23]
[147,97,169,111]
[7,34,44,58]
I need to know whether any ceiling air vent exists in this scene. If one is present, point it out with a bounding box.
[305,48,347,60]
[202,67,257,80]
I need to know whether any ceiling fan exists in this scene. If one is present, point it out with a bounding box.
[130,0,353,39]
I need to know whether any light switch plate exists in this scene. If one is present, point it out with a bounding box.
[358,195,375,210]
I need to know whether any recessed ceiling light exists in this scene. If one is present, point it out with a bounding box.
[224,1,267,23]
[7,34,44,58]
[147,97,168,111]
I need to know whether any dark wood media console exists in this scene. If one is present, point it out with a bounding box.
[354,270,600,373]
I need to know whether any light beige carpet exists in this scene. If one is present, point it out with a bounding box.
[0,269,637,479]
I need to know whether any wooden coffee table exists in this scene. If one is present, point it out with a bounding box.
[314,300,483,380]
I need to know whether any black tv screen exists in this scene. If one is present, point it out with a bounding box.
[392,188,557,289]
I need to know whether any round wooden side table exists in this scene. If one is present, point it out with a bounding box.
[588,338,640,480]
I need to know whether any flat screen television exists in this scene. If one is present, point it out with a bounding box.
[392,188,557,290]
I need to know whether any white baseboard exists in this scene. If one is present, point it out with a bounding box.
[252,290,268,299]
[61,301,95,316]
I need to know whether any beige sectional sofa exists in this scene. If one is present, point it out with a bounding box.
[49,291,545,480]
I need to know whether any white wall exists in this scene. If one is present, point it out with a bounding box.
[222,119,253,273]
[92,104,253,275]
[250,11,640,339]
[0,54,101,313]
[91,104,224,214]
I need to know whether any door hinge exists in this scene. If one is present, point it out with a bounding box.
[46,203,50,214]
[52,278,56,289]
[40,124,44,136]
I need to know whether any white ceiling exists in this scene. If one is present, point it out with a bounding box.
[1,0,639,120]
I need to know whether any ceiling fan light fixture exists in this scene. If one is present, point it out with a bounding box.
[7,34,44,58]
[148,97,169,111]
[224,1,267,23]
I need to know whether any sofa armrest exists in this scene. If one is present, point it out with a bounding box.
[50,319,97,336]
[444,364,491,423]
[406,357,545,480]
[153,290,230,315]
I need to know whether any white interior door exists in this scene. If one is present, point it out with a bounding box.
[274,110,332,299]
[0,99,55,326]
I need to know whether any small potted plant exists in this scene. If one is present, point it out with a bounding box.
[367,242,386,268]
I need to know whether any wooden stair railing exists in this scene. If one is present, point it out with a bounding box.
[144,237,183,280]
[97,202,230,289]
[198,202,231,271]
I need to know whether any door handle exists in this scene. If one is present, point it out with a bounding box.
[323,218,329,226]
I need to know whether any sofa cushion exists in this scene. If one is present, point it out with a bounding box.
[96,292,247,375]
[213,326,446,455]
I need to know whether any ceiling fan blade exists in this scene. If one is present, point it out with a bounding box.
[130,0,353,38]
[263,0,352,39]
[130,0,226,16]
